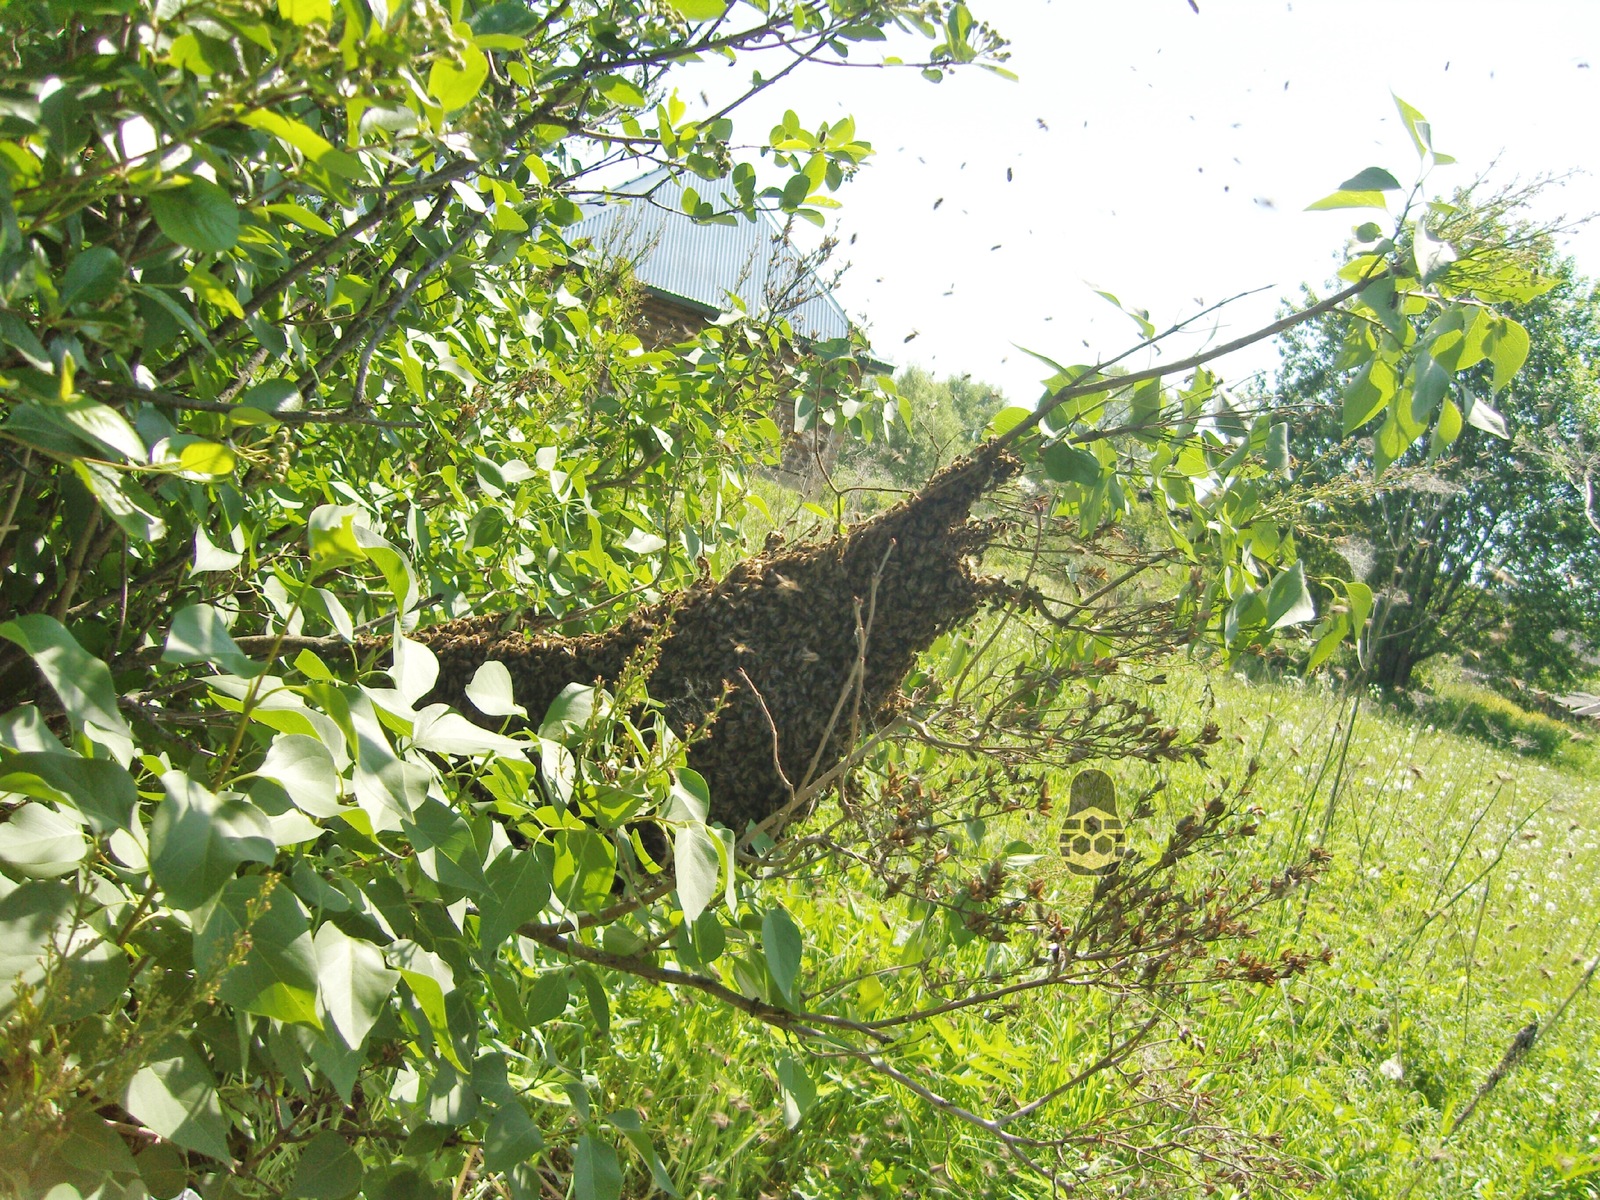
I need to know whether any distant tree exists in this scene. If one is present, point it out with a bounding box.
[1273,210,1600,690]
[841,367,1004,488]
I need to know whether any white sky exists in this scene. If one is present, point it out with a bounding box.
[676,0,1600,404]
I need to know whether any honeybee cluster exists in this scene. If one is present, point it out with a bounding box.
[409,450,1023,833]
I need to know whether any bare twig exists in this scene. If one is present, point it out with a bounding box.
[990,272,1386,458]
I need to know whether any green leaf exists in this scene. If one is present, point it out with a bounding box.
[1306,187,1391,212]
[431,1059,480,1116]
[484,1104,545,1174]
[664,0,728,18]
[59,246,124,309]
[257,734,343,819]
[241,109,363,180]
[1393,93,1450,162]
[478,844,553,950]
[239,379,302,418]
[1373,411,1409,477]
[387,940,462,1067]
[0,751,138,835]
[72,459,167,542]
[1410,354,1450,424]
[391,633,439,705]
[163,604,265,677]
[0,879,126,1019]
[1461,393,1510,439]
[0,614,134,757]
[194,526,243,572]
[666,769,710,824]
[673,823,720,923]
[149,772,275,909]
[1040,441,1101,486]
[304,1025,362,1101]
[551,828,615,913]
[539,683,598,739]
[1341,358,1395,434]
[1265,562,1316,630]
[429,43,489,111]
[124,1038,232,1161]
[186,266,244,319]
[1336,166,1403,193]
[0,803,88,877]
[177,440,237,478]
[1415,221,1457,284]
[288,1130,363,1199]
[136,1143,189,1197]
[60,1111,139,1177]
[606,1111,678,1196]
[776,1055,817,1129]
[56,394,147,461]
[1306,614,1351,672]
[1428,396,1464,457]
[278,0,332,23]
[148,179,241,253]
[404,798,486,894]
[761,906,802,1004]
[1346,582,1374,634]
[1092,288,1154,339]
[525,970,569,1024]
[313,921,398,1047]
[264,202,336,236]
[781,172,810,209]
[465,660,526,717]
[1265,422,1290,473]
[620,528,667,556]
[470,1,543,35]
[410,706,526,758]
[347,689,428,830]
[193,875,321,1025]
[596,75,647,107]
[1483,316,1530,392]
[986,406,1033,438]
[572,1134,623,1200]
[307,504,366,571]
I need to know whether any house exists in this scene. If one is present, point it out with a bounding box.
[567,166,890,492]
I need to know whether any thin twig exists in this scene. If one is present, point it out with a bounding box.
[989,272,1386,458]
[737,667,796,801]
[346,212,488,407]
[79,381,422,428]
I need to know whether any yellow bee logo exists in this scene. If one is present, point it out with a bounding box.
[1059,768,1128,876]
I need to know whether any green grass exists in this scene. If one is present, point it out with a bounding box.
[1408,660,1600,775]
[551,653,1600,1199]
[1148,667,1600,1199]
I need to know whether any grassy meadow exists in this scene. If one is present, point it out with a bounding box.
[532,646,1600,1199]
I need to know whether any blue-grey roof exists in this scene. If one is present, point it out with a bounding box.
[568,167,860,345]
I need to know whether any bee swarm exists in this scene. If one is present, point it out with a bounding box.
[410,450,1022,833]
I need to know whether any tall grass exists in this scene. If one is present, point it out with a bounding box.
[548,651,1599,1199]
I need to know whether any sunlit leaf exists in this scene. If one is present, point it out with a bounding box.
[761,906,802,1003]
[124,1039,232,1160]
[148,179,240,253]
[1265,562,1316,630]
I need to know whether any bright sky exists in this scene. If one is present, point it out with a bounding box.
[679,1,1600,404]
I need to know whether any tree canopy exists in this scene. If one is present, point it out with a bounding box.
[1273,197,1600,689]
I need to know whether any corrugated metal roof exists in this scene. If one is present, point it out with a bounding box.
[568,167,859,345]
